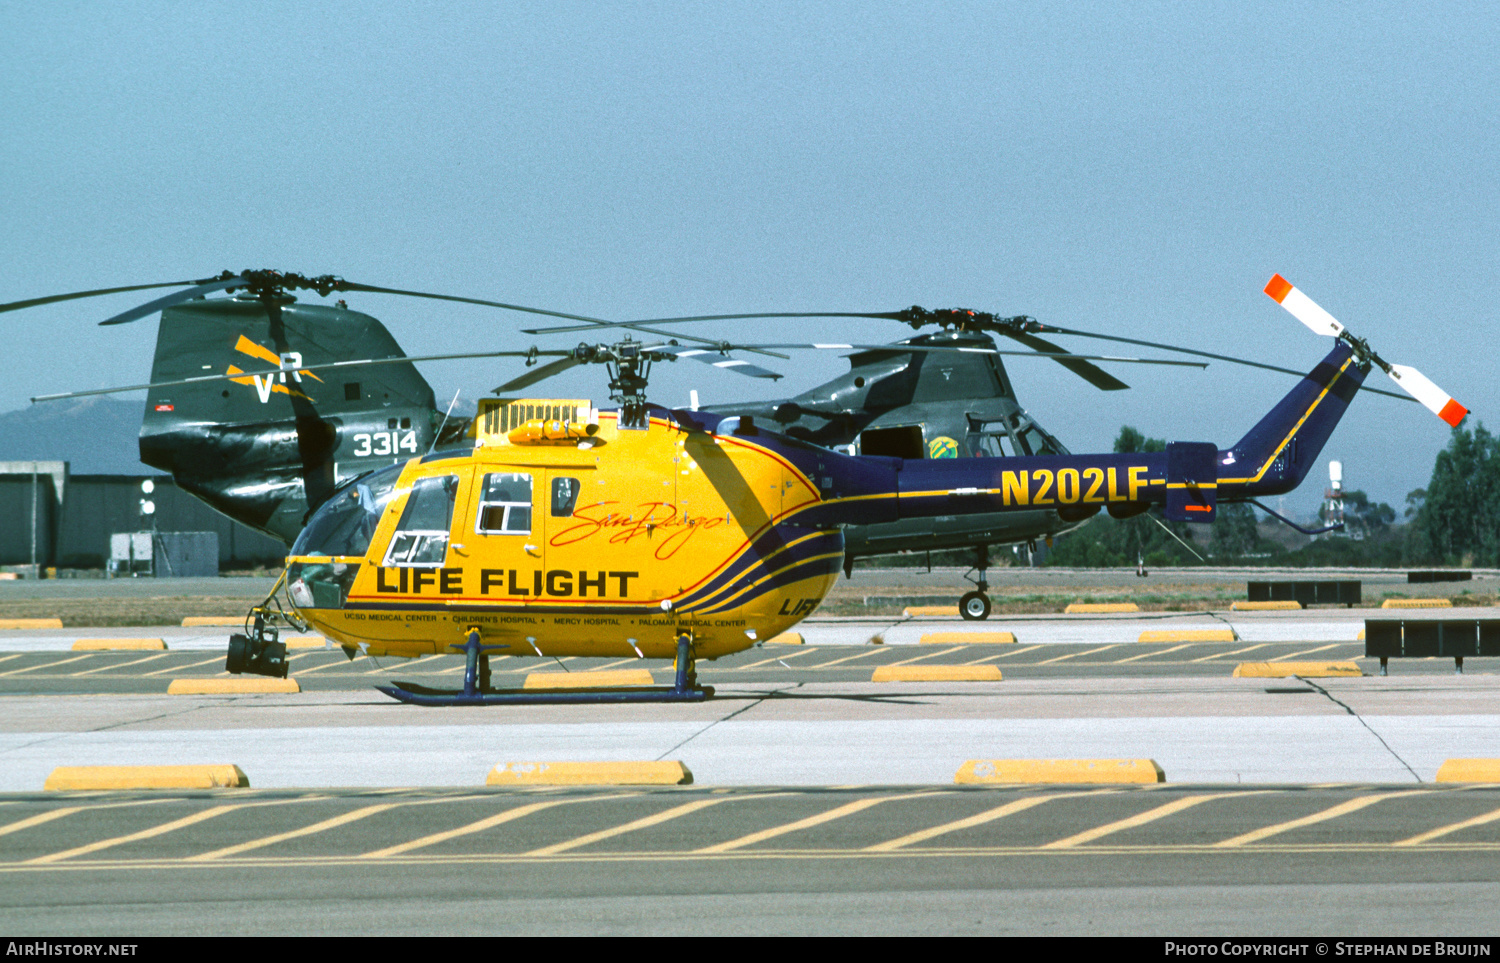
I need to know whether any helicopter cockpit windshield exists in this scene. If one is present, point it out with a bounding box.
[291,462,405,558]
[966,415,1068,459]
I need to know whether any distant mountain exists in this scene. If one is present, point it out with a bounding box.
[0,397,145,475]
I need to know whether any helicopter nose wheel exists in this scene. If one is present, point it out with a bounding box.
[959,591,991,621]
[958,544,992,620]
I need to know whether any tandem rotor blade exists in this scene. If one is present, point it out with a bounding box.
[521,312,882,336]
[995,329,1129,391]
[32,348,569,403]
[733,342,1205,369]
[341,282,788,361]
[97,276,249,325]
[653,346,782,380]
[0,279,228,316]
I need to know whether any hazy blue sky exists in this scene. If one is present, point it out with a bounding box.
[3,2,1495,517]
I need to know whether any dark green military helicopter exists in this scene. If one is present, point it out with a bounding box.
[7,270,1340,618]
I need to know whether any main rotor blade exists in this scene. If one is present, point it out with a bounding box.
[522,311,884,336]
[98,277,248,325]
[1034,323,1413,403]
[995,329,1129,391]
[655,346,781,380]
[733,342,1205,368]
[31,348,569,403]
[334,282,622,326]
[341,283,788,361]
[493,356,584,393]
[0,279,223,316]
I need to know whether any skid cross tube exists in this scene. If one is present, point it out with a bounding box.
[375,632,714,706]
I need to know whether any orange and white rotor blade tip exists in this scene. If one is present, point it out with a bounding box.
[1264,274,1345,337]
[1388,364,1468,427]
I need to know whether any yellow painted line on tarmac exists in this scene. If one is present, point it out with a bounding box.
[864,793,1097,851]
[0,808,82,838]
[696,792,936,854]
[359,795,634,858]
[67,653,172,677]
[526,797,730,856]
[736,648,821,671]
[807,648,888,669]
[1034,644,1123,666]
[961,645,1044,665]
[920,632,1016,645]
[1213,793,1409,847]
[20,839,1500,872]
[1041,792,1249,849]
[1188,643,1271,663]
[360,654,442,675]
[1111,643,1195,664]
[1393,805,1500,846]
[882,647,960,668]
[0,796,206,839]
[1269,643,1344,662]
[0,655,21,668]
[287,656,361,676]
[0,655,91,677]
[187,804,399,860]
[25,805,243,864]
[141,655,223,677]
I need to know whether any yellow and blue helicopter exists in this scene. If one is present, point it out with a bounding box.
[274,275,1466,705]
[10,269,1223,617]
[8,274,1465,705]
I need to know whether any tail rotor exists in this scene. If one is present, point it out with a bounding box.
[1264,274,1468,427]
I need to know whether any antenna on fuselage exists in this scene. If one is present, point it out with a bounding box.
[429,387,462,453]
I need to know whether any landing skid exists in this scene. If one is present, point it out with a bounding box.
[375,630,714,706]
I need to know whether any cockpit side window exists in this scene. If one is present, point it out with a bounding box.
[476,472,533,535]
[383,474,459,567]
[1009,416,1069,457]
[966,421,1017,458]
[551,477,580,517]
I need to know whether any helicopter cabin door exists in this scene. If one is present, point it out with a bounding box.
[466,469,547,603]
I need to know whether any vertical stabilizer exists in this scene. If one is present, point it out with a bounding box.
[1221,342,1368,496]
